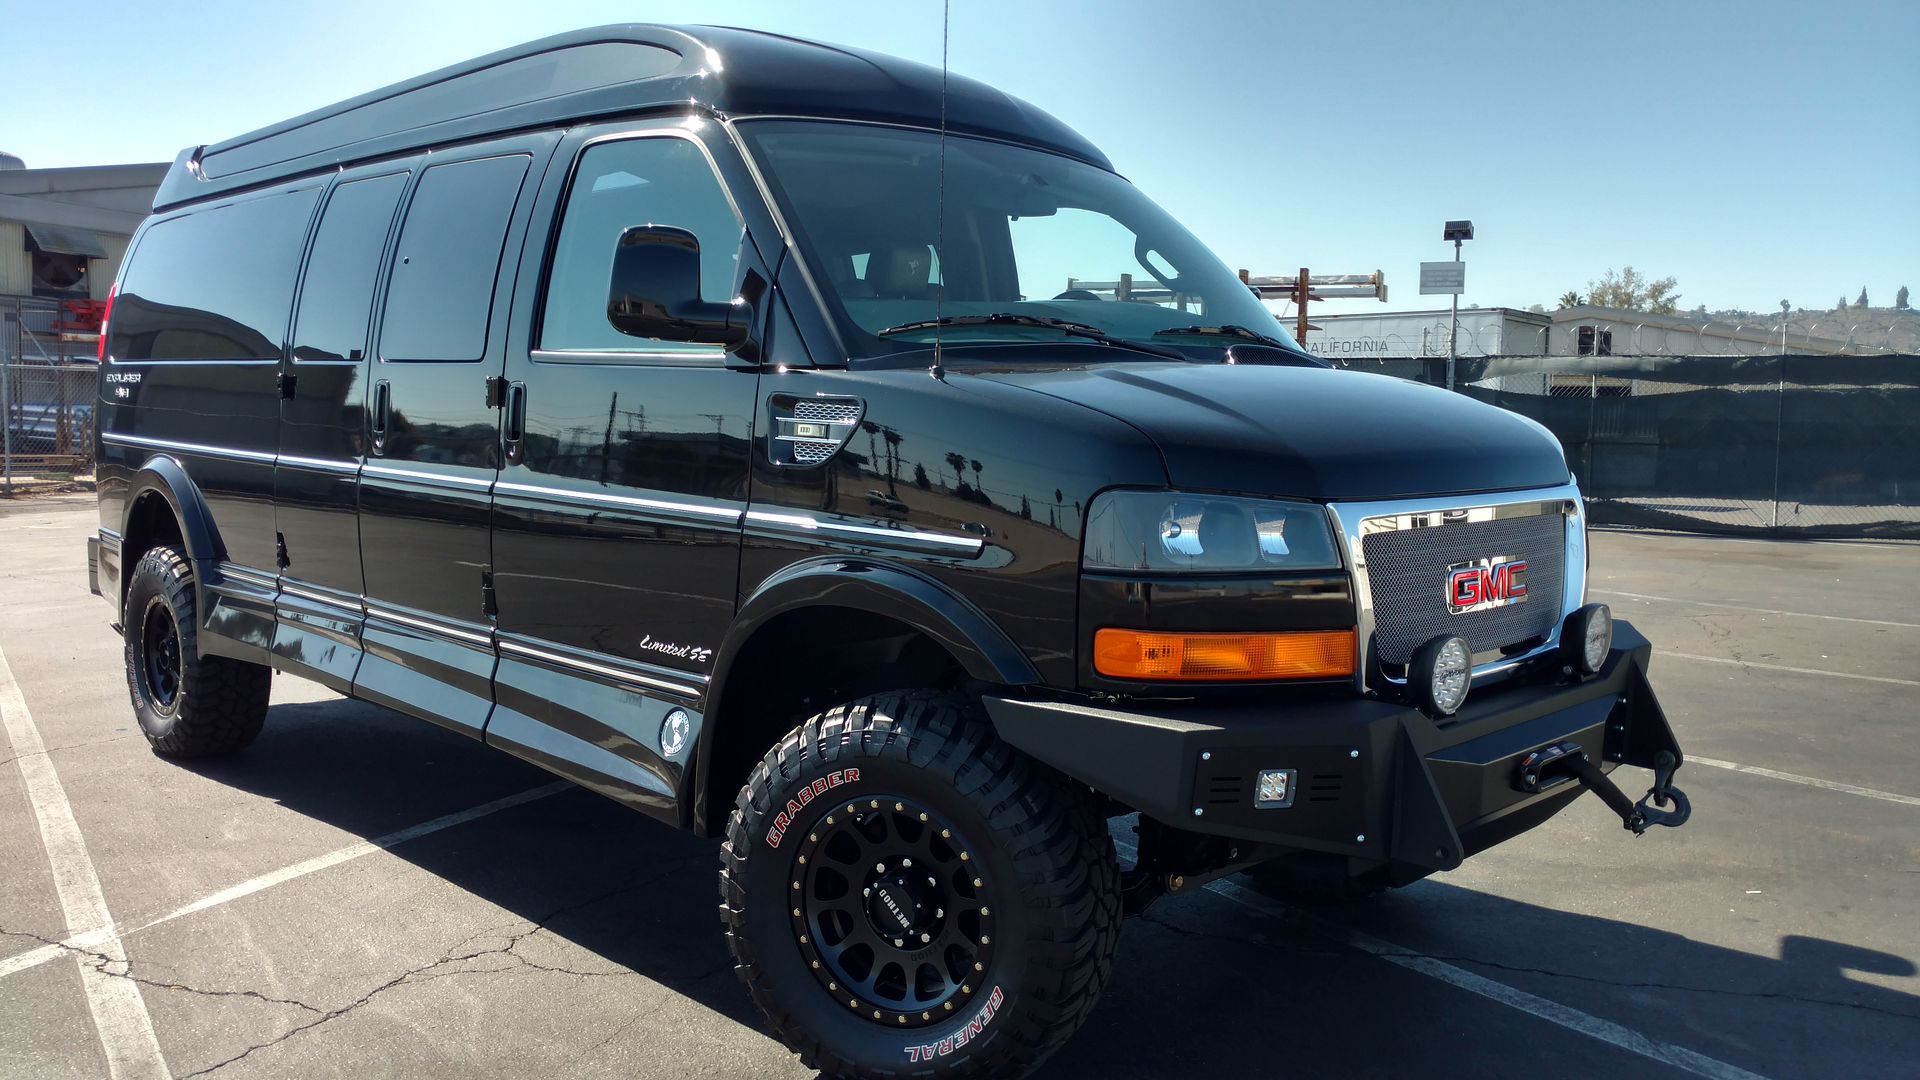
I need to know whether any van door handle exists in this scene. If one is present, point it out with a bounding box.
[371,379,391,455]
[503,382,526,465]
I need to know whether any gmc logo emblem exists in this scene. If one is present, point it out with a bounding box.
[1446,557,1529,614]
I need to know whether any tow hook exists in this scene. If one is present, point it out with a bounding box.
[1516,743,1691,836]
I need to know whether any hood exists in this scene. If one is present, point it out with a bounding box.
[962,361,1570,501]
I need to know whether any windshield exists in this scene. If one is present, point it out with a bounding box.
[737,120,1300,357]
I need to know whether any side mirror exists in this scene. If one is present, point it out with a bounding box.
[607,225,748,348]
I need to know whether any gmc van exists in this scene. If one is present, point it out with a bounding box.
[89,24,1689,1079]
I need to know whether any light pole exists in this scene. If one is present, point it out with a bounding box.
[1442,220,1474,390]
[1779,300,1790,354]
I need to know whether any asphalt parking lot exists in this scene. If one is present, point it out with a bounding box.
[1,493,1915,1080]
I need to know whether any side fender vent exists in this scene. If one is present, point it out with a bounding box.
[768,394,864,467]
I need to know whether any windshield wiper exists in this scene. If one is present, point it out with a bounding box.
[876,313,1186,361]
[1153,324,1297,350]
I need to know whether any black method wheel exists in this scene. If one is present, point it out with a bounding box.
[721,691,1121,1080]
[123,545,271,758]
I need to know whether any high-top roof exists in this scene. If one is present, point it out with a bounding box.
[153,24,1110,212]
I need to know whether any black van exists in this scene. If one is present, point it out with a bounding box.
[88,24,1689,1078]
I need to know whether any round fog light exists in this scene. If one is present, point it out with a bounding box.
[1410,635,1472,717]
[1564,603,1613,674]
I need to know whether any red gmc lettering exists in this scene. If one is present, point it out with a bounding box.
[764,767,860,848]
[1449,561,1527,607]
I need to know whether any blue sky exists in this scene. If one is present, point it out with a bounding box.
[6,0,1915,315]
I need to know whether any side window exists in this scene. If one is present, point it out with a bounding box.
[109,186,320,361]
[293,172,408,362]
[379,154,531,362]
[539,137,744,354]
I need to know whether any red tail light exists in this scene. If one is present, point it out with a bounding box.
[96,283,116,363]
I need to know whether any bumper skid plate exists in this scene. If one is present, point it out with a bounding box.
[985,620,1687,883]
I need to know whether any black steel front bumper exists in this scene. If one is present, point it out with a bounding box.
[983,620,1683,883]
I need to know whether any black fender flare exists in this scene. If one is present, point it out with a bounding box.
[690,556,1040,832]
[119,456,223,613]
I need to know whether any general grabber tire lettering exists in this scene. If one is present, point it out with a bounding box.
[720,691,1121,1079]
[123,545,270,758]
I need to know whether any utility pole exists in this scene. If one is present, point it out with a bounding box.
[1238,269,1388,349]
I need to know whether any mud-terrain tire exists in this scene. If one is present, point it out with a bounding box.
[123,545,270,757]
[720,691,1120,1079]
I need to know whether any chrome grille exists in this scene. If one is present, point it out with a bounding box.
[792,399,863,425]
[1361,512,1565,666]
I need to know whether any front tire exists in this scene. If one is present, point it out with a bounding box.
[123,545,270,758]
[720,691,1120,1079]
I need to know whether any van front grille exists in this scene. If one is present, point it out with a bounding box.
[1362,511,1565,666]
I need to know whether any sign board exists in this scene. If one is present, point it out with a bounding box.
[1419,261,1465,295]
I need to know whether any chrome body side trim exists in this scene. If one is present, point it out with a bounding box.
[498,636,705,699]
[102,432,277,464]
[494,481,743,524]
[280,580,366,614]
[215,562,277,589]
[360,463,496,491]
[1326,482,1585,695]
[364,603,493,647]
[744,508,984,556]
[277,454,361,474]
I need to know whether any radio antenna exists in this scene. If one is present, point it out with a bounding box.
[931,0,950,380]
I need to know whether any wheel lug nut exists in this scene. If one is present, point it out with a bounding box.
[895,802,904,811]
[981,936,990,945]
[944,1003,954,1011]
[973,878,983,888]
[902,858,913,867]
[920,933,931,943]
[875,862,886,873]
[935,908,944,918]
[918,813,928,822]
[980,907,990,916]
[870,800,879,809]
[893,939,904,947]
[974,962,983,972]
[812,960,821,969]
[941,829,951,839]
[863,888,871,897]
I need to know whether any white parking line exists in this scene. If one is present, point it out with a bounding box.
[1657,650,1920,688]
[1596,588,1920,630]
[1113,838,1769,1080]
[1196,878,1773,1080]
[1687,756,1920,808]
[0,780,572,983]
[0,644,170,1080]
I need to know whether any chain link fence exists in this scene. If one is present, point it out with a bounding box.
[2,296,98,497]
[1333,353,1920,540]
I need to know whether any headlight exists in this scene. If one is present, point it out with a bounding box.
[1083,490,1340,573]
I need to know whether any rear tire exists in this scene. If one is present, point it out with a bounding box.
[123,545,270,758]
[720,691,1120,1079]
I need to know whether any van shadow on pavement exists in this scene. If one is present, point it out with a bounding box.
[182,697,1918,1080]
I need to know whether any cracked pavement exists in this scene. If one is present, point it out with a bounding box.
[2,501,1917,1078]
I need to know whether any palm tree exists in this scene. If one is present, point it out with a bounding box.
[1557,291,1585,309]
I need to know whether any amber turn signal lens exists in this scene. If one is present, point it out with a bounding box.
[1093,628,1356,681]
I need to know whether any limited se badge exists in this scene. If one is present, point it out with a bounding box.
[659,709,691,757]
[1446,555,1528,614]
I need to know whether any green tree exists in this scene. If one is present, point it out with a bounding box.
[1857,287,1870,308]
[1557,291,1585,309]
[1838,296,1849,312]
[1896,285,1909,310]
[1586,267,1681,314]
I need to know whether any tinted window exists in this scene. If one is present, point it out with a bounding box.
[109,186,320,361]
[540,137,744,354]
[380,154,530,362]
[293,172,407,362]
